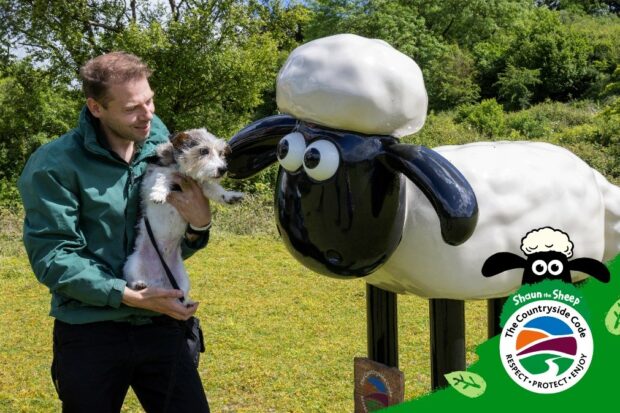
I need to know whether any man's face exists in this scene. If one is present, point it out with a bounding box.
[88,77,155,143]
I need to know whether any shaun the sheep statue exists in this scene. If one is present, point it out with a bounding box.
[226,34,620,396]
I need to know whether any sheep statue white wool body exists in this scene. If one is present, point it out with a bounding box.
[366,141,620,298]
[227,34,620,300]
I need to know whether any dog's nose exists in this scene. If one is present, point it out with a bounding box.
[217,167,228,176]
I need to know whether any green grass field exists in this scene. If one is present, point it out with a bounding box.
[0,211,487,412]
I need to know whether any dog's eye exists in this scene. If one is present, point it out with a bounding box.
[277,132,306,172]
[200,148,210,156]
[303,140,340,181]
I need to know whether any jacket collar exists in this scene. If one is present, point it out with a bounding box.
[78,106,169,165]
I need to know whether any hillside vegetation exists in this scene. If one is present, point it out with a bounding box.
[1,1,619,212]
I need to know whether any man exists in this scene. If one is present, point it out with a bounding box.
[18,52,211,412]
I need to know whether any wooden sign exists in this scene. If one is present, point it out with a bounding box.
[354,357,405,412]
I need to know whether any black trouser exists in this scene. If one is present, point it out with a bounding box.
[51,317,210,413]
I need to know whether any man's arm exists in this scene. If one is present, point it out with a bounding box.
[19,167,128,307]
[167,174,212,259]
[19,161,197,320]
[121,286,197,320]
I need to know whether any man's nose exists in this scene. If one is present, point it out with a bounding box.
[139,105,154,120]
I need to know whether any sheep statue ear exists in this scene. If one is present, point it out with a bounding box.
[380,143,478,245]
[569,258,611,283]
[227,114,298,179]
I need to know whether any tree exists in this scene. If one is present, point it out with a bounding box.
[0,1,307,135]
[415,0,532,49]
[495,65,542,109]
[305,0,530,109]
[425,44,480,110]
[473,7,598,103]
[0,60,79,182]
[536,0,620,14]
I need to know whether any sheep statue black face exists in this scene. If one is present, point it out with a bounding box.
[227,34,478,279]
[227,34,620,299]
[229,115,478,277]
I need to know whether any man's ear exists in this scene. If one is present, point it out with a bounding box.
[86,97,104,118]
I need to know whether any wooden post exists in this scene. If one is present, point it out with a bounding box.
[429,298,465,390]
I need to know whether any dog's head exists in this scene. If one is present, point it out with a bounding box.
[157,128,232,182]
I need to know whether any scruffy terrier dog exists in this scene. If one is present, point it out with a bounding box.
[124,129,243,304]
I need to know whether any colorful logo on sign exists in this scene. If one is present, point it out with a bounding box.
[499,297,593,394]
[360,371,391,412]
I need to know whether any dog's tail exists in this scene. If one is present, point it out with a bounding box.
[594,169,620,262]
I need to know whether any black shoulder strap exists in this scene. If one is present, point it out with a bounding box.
[144,217,185,303]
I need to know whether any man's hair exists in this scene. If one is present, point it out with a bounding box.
[80,52,152,107]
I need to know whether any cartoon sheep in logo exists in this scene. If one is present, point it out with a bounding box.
[482,227,610,285]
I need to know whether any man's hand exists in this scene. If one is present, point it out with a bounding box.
[167,174,211,228]
[122,286,198,320]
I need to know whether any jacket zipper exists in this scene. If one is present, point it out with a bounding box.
[124,167,135,255]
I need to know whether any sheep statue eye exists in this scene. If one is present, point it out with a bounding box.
[531,259,548,276]
[303,140,340,181]
[277,132,306,172]
[548,259,563,276]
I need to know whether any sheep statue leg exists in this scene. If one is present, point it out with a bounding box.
[429,298,465,389]
[366,285,399,367]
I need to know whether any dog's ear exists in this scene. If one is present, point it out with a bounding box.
[170,132,191,150]
[156,142,176,166]
[222,144,232,158]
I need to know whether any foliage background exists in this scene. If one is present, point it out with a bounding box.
[0,0,619,211]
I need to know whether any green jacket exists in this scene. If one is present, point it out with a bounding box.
[18,107,208,324]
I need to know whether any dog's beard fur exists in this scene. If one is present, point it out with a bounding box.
[123,128,243,303]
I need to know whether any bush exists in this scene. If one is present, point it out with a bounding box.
[504,100,597,139]
[221,164,279,198]
[0,62,80,182]
[495,65,542,110]
[425,45,481,111]
[455,99,506,137]
[406,112,483,147]
[211,192,277,237]
[0,179,22,213]
[505,110,552,139]
[506,9,594,100]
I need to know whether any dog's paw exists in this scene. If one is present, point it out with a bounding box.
[131,281,148,291]
[222,191,244,205]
